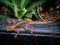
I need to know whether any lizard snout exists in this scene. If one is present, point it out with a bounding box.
[6,26,14,31]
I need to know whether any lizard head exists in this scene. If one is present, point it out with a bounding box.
[6,26,15,31]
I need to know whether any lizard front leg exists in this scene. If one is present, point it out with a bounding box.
[6,26,19,38]
[13,29,19,38]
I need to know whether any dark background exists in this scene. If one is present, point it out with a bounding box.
[0,34,60,45]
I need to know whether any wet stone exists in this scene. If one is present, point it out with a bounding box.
[0,18,60,34]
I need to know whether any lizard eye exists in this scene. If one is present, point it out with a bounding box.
[6,26,12,31]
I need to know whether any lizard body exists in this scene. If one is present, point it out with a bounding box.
[6,18,53,38]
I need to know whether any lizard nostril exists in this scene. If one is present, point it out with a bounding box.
[6,26,12,31]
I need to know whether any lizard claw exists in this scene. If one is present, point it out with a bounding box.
[14,34,18,39]
[30,29,34,36]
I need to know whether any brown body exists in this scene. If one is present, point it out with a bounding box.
[6,19,53,38]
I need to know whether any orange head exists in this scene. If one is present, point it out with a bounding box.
[6,26,15,31]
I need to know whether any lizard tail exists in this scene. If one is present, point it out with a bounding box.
[29,21,53,24]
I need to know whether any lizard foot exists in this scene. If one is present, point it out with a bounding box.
[14,34,18,39]
[30,29,34,36]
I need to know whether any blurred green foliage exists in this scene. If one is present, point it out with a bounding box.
[0,0,60,20]
[0,15,11,19]
[50,7,54,11]
[0,0,47,21]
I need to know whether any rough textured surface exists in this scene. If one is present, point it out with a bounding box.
[0,19,60,45]
[0,18,60,37]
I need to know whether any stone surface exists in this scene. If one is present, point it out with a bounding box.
[0,18,60,37]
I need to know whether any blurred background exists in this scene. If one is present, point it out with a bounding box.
[0,0,60,45]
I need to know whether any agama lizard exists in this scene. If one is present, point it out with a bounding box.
[6,18,53,38]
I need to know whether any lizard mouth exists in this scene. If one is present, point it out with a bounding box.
[6,26,13,31]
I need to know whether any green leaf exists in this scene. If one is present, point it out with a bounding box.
[58,14,60,18]
[27,1,40,11]
[25,13,33,18]
[24,0,30,8]
[0,15,11,19]
[14,4,19,18]
[17,18,23,21]
[0,0,13,6]
[31,9,39,19]
[20,0,27,9]
[19,8,27,19]
[27,0,46,11]
[50,7,53,11]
